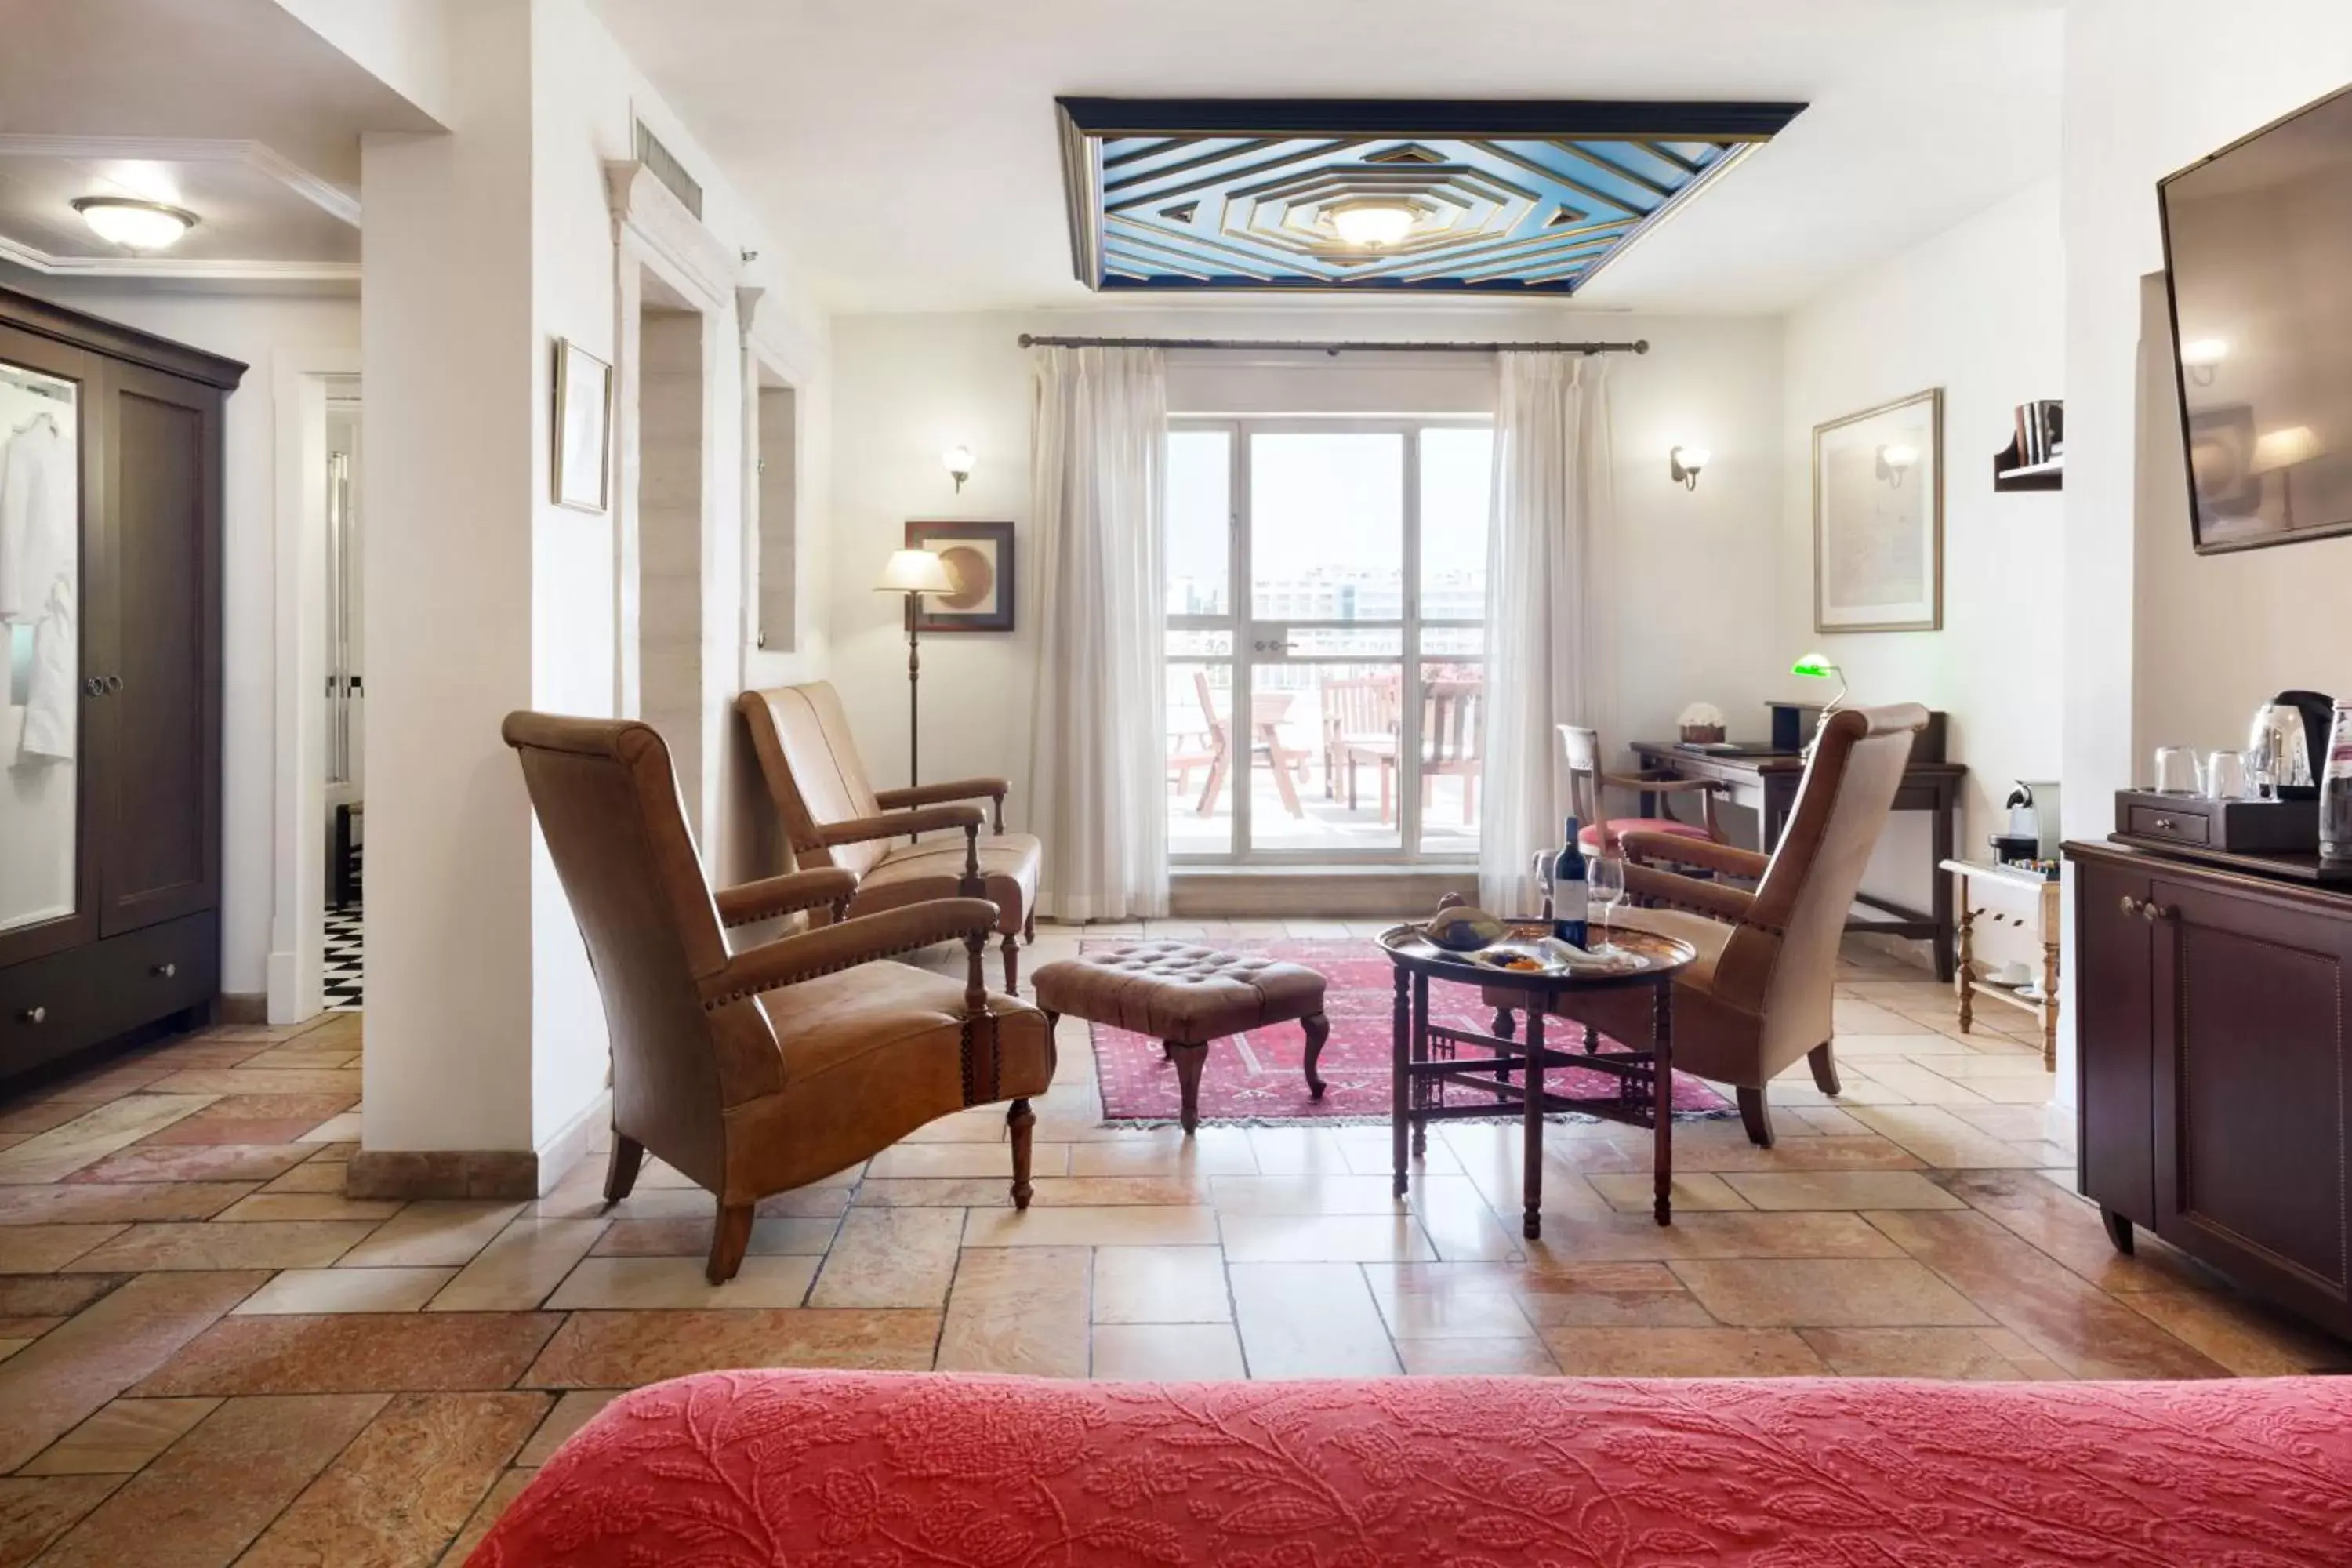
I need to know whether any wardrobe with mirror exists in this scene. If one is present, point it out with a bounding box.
[0,284,242,1085]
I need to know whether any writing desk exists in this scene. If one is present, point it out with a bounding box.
[1628,742,1969,980]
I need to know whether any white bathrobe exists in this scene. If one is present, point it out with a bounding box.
[0,419,75,763]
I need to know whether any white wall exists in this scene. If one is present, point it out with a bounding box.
[1780,180,2065,973]
[2064,3,2352,835]
[825,306,1786,829]
[0,274,360,1003]
[362,0,835,1163]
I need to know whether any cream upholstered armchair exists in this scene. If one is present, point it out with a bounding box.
[505,712,1052,1284]
[738,682,1042,991]
[1498,704,1929,1147]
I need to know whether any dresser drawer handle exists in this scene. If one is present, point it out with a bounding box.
[2151,816,2176,831]
[2140,902,2176,924]
[17,1006,44,1025]
[2118,895,2143,917]
[151,961,177,979]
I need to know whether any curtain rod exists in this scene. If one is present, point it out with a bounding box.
[1016,333,1648,356]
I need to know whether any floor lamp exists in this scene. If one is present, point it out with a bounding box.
[875,548,955,786]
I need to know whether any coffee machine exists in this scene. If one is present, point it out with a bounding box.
[2249,690,2336,799]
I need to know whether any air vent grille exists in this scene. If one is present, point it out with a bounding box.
[633,121,703,219]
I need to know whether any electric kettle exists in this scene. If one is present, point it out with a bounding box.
[2249,690,2336,798]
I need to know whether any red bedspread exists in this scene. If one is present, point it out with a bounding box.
[474,1370,2352,1566]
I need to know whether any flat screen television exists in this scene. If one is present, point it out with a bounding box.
[2160,80,2352,554]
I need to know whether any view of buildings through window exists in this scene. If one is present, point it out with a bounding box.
[1164,421,1493,860]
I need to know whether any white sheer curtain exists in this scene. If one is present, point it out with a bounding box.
[1026,345,1170,921]
[1479,353,1615,913]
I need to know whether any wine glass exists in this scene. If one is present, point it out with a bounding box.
[1588,853,1625,947]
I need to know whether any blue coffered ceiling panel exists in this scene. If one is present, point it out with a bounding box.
[1057,99,1804,295]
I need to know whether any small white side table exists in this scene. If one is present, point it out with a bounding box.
[1940,858,2060,1072]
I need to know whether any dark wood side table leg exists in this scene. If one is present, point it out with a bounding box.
[1522,1004,1546,1240]
[1930,782,1958,982]
[1653,980,1675,1228]
[2100,1207,2134,1254]
[1410,973,1429,1160]
[1391,966,1410,1199]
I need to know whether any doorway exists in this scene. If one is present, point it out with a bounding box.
[321,391,362,1009]
[1165,417,1493,866]
[636,282,706,836]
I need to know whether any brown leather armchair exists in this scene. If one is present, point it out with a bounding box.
[739,682,1042,992]
[1498,704,1929,1148]
[504,712,1054,1283]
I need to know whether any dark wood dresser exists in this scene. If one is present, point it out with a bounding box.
[0,285,242,1087]
[2067,837,2352,1338]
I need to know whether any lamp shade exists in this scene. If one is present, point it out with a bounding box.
[2250,426,2324,474]
[876,548,954,594]
[1791,652,1841,679]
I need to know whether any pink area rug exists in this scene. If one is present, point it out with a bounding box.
[1087,938,1733,1126]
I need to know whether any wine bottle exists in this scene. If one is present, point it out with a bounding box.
[2321,702,2352,861]
[1552,817,1589,949]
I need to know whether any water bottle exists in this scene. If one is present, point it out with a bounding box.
[1552,816,1589,948]
[2321,703,2352,861]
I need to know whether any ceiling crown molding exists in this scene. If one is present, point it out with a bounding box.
[0,134,359,281]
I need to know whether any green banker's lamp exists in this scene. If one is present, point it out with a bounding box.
[1791,652,1847,754]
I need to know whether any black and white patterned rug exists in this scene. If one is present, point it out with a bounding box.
[325,900,363,1011]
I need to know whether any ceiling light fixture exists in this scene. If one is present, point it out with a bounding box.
[1329,201,1418,249]
[71,196,198,251]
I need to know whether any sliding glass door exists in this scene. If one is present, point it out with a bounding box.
[1166,418,1493,865]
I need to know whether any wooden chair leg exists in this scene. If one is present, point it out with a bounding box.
[1023,909,1036,943]
[1301,1012,1329,1100]
[706,1201,754,1284]
[1197,751,1228,818]
[1737,1086,1776,1149]
[1001,931,1020,994]
[1167,1041,1208,1134]
[1807,1042,1842,1096]
[1007,1097,1036,1209]
[603,1134,644,1205]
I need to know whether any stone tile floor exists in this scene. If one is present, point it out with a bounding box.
[0,921,2345,1565]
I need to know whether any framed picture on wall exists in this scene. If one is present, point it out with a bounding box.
[552,337,612,513]
[1813,387,1944,633]
[906,520,1015,633]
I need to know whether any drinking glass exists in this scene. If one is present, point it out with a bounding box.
[2204,750,2249,800]
[1588,853,1625,945]
[2154,746,2200,793]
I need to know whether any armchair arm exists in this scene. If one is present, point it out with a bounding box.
[876,776,1009,833]
[1620,832,1769,881]
[1623,862,1758,926]
[815,803,985,847]
[700,897,1003,1008]
[713,868,857,928]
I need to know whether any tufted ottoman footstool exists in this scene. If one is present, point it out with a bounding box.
[1033,942,1329,1133]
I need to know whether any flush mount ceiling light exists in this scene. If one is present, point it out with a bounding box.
[71,196,198,251]
[1327,200,1419,249]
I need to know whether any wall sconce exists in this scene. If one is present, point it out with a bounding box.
[1668,445,1709,491]
[1875,442,1919,488]
[942,445,975,492]
[2180,338,2227,387]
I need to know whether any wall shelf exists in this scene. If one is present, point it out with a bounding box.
[1994,397,2064,492]
[1994,453,2063,492]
